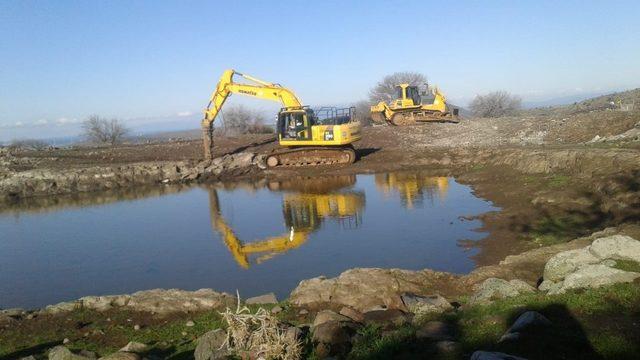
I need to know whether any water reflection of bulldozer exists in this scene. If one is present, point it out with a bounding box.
[207,176,365,268]
[375,174,449,209]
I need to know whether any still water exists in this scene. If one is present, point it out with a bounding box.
[0,172,497,309]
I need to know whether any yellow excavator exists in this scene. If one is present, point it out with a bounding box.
[202,70,362,167]
[206,176,365,268]
[370,83,459,125]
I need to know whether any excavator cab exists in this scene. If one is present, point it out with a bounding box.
[277,108,314,141]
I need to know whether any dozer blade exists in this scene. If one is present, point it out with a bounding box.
[370,111,387,125]
[265,146,356,168]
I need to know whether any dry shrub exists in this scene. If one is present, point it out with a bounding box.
[82,115,129,145]
[470,91,522,118]
[219,293,302,360]
[221,105,274,135]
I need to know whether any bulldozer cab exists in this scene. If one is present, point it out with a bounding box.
[395,84,421,107]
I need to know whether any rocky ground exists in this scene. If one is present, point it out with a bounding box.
[2,229,640,359]
[1,91,640,359]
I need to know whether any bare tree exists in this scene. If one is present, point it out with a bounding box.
[82,115,129,145]
[8,139,50,151]
[470,91,522,118]
[352,100,374,126]
[369,72,428,103]
[221,105,273,135]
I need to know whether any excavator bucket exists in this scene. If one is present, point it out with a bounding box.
[202,124,214,160]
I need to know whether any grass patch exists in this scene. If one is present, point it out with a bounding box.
[347,324,418,360]
[343,282,640,360]
[0,309,225,359]
[529,213,593,245]
[547,175,571,188]
[613,259,640,273]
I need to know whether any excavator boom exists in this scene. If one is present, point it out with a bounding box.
[201,69,303,159]
[201,69,361,167]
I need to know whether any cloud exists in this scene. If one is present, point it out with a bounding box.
[55,117,79,126]
[177,111,194,117]
[14,121,24,127]
[34,119,48,125]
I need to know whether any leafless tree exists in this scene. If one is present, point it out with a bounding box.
[82,115,129,145]
[352,100,374,126]
[221,105,273,135]
[470,91,522,118]
[369,72,428,103]
[8,139,50,151]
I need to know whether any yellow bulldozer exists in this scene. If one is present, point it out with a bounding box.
[201,70,362,167]
[370,83,459,125]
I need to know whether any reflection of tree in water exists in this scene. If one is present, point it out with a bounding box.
[206,175,365,268]
[0,184,192,215]
[374,173,449,209]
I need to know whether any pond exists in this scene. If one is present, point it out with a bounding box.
[0,172,498,309]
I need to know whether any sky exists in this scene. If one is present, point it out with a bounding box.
[1,0,639,141]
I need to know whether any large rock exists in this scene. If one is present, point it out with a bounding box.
[43,289,234,315]
[48,346,92,360]
[119,342,148,353]
[401,293,453,315]
[362,309,410,327]
[550,264,640,294]
[290,268,462,312]
[589,235,640,262]
[44,301,80,314]
[245,293,278,305]
[80,295,131,312]
[543,248,600,282]
[127,289,234,314]
[312,321,355,358]
[313,310,352,328]
[339,307,365,323]
[469,278,535,305]
[194,329,228,360]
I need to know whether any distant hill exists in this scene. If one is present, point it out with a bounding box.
[523,92,613,109]
[523,88,640,116]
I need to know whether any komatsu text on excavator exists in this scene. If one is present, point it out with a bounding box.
[370,83,459,126]
[202,70,362,167]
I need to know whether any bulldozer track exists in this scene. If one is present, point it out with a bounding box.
[389,110,459,126]
[265,146,356,168]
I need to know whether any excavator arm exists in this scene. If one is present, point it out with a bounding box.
[207,188,311,269]
[201,69,303,159]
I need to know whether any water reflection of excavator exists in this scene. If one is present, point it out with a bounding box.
[375,174,449,209]
[207,176,365,268]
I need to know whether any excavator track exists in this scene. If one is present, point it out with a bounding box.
[265,146,356,168]
[389,110,459,126]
